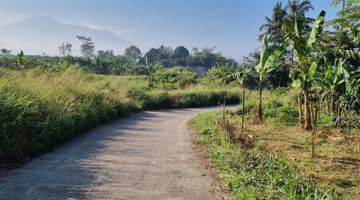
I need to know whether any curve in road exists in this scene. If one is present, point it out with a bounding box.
[0,107,233,200]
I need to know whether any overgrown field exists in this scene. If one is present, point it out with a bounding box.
[0,67,240,168]
[191,88,359,200]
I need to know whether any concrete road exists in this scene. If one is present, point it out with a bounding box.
[0,107,233,200]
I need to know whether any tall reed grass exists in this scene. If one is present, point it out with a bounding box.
[0,67,240,166]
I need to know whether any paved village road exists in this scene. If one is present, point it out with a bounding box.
[0,106,234,200]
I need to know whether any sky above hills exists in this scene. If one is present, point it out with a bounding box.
[0,0,339,59]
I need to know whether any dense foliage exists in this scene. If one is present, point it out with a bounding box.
[192,1,360,198]
[0,45,238,76]
[205,0,359,131]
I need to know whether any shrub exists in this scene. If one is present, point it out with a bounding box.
[178,76,197,89]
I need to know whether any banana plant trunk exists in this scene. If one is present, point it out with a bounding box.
[298,96,304,127]
[241,88,245,131]
[303,88,313,131]
[255,82,264,124]
[148,74,153,87]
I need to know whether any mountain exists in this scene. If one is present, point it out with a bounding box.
[0,16,131,55]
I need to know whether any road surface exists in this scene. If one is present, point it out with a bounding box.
[0,107,233,200]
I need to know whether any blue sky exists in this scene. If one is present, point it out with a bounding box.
[0,0,339,59]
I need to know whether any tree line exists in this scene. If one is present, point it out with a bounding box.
[0,34,238,76]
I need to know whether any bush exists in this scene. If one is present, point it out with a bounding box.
[236,97,257,115]
[264,102,299,126]
[178,76,197,89]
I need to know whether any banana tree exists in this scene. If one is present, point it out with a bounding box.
[254,35,288,123]
[16,50,26,69]
[229,67,252,131]
[320,59,348,116]
[206,64,237,85]
[144,56,161,88]
[341,70,360,115]
[284,11,326,130]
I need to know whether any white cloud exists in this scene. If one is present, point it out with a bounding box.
[105,26,138,36]
[0,10,28,26]
[59,20,137,37]
[76,20,102,30]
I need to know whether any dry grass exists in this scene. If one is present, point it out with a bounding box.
[232,116,360,199]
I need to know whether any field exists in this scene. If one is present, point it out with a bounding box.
[191,89,359,199]
[0,67,240,168]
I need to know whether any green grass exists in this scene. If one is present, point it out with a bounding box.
[191,85,359,199]
[191,111,338,200]
[0,67,240,167]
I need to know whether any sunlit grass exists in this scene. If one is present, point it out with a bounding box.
[0,67,240,167]
[191,87,359,199]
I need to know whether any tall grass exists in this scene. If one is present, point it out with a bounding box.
[0,67,240,166]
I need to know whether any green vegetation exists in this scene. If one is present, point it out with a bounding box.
[0,0,358,199]
[191,89,359,199]
[0,43,238,76]
[0,67,240,168]
[253,35,287,123]
[191,111,338,199]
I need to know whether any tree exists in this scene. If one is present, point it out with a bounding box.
[173,46,189,59]
[341,70,360,114]
[284,11,326,130]
[285,0,314,34]
[16,50,26,69]
[229,67,253,131]
[328,0,360,114]
[286,0,314,17]
[97,50,115,61]
[285,0,314,70]
[188,47,237,70]
[1,48,12,55]
[172,46,190,66]
[260,2,297,88]
[254,35,287,123]
[331,0,359,23]
[260,2,287,46]
[157,45,173,67]
[77,36,95,59]
[124,45,142,63]
[158,45,173,58]
[320,59,348,115]
[144,48,162,64]
[206,64,237,85]
[58,42,72,57]
[325,0,359,71]
[144,56,161,87]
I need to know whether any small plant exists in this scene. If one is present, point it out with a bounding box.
[229,67,252,132]
[144,57,161,88]
[16,50,26,69]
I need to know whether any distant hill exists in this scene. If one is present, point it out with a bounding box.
[0,16,131,55]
